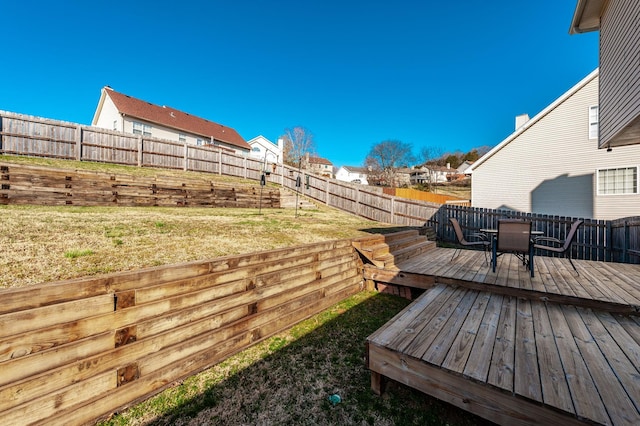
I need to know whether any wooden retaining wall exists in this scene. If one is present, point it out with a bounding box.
[0,239,364,425]
[0,162,280,208]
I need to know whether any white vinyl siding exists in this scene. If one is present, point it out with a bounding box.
[597,166,638,195]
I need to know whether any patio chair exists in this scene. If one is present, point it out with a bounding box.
[492,219,534,277]
[449,218,490,263]
[534,219,583,274]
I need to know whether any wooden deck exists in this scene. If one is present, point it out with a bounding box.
[366,247,640,425]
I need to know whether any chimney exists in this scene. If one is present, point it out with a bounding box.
[515,114,530,131]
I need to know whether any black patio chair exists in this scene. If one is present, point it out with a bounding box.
[492,219,534,277]
[534,219,584,274]
[449,218,490,264]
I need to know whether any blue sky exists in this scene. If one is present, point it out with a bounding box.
[1,1,598,168]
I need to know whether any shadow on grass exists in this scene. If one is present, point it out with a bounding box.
[101,292,492,426]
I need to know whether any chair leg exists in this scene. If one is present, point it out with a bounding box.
[568,256,578,274]
[492,243,497,272]
[451,247,459,261]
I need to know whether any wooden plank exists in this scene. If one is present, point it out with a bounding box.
[530,302,574,413]
[1,370,115,426]
[576,307,640,417]
[401,287,470,358]
[514,298,541,402]
[368,344,586,426]
[0,294,113,337]
[367,284,449,346]
[463,292,504,382]
[0,332,113,401]
[546,304,609,423]
[487,295,516,392]
[441,291,491,374]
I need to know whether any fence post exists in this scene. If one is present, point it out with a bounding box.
[606,220,613,262]
[183,143,188,171]
[137,136,143,167]
[390,197,395,224]
[624,220,630,263]
[218,146,222,175]
[325,178,330,205]
[75,125,82,161]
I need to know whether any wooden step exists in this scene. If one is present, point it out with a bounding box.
[375,241,437,268]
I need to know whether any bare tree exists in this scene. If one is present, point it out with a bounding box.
[364,140,415,187]
[281,126,316,167]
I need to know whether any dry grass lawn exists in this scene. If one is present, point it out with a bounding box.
[0,204,400,289]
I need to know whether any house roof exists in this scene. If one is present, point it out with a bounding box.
[570,0,606,34]
[469,68,599,173]
[308,156,332,165]
[341,166,369,174]
[96,87,250,151]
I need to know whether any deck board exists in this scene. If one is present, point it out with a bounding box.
[367,246,640,425]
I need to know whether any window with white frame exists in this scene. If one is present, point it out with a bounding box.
[589,105,599,139]
[597,166,638,195]
[133,121,152,136]
[113,120,117,131]
[196,138,203,146]
[179,134,186,143]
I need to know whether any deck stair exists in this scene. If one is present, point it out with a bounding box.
[353,229,436,269]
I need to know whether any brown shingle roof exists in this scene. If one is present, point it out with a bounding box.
[104,87,250,150]
[308,156,333,165]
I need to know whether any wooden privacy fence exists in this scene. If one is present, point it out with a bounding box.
[384,187,470,206]
[433,204,640,264]
[0,239,365,425]
[0,110,442,225]
[0,162,279,208]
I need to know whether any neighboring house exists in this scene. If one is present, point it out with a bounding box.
[470,69,640,220]
[247,135,283,165]
[457,161,474,177]
[336,166,369,185]
[571,0,640,149]
[303,154,334,178]
[92,86,251,155]
[410,165,451,184]
[395,168,413,187]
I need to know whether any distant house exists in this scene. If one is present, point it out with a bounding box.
[410,165,452,185]
[303,154,334,178]
[470,69,640,220]
[456,161,474,177]
[571,0,640,150]
[92,86,251,155]
[247,135,283,165]
[336,166,369,185]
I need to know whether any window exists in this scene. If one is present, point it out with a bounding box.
[589,105,599,139]
[179,134,186,143]
[252,146,261,152]
[196,138,203,146]
[597,166,638,195]
[133,122,152,136]
[112,120,117,131]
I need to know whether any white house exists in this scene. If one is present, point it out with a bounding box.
[336,166,369,185]
[247,135,283,165]
[470,69,640,220]
[92,86,251,155]
[571,0,640,150]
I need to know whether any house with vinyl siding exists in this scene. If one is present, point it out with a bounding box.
[469,69,640,220]
[570,0,640,150]
[92,86,251,155]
